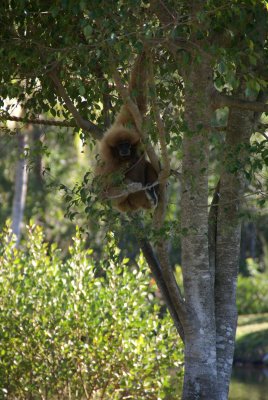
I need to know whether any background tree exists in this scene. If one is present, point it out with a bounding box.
[0,1,268,399]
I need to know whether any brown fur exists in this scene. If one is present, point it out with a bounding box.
[95,122,158,212]
[96,123,140,174]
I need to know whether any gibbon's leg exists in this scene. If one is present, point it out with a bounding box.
[127,191,151,210]
[116,199,132,212]
[109,160,158,211]
[116,195,139,212]
[124,157,158,210]
[113,194,129,212]
[117,191,147,212]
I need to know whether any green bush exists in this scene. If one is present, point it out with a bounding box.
[0,224,183,399]
[237,259,268,315]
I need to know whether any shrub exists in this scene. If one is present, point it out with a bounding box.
[237,259,268,314]
[0,224,183,399]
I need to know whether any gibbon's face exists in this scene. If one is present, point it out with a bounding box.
[113,140,137,160]
[117,141,132,157]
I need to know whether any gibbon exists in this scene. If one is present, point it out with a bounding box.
[95,124,158,212]
[95,53,159,212]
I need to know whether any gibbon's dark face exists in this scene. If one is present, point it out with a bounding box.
[114,140,139,161]
[117,141,131,157]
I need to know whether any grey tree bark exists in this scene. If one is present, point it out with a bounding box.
[214,107,255,400]
[11,134,28,246]
[181,58,218,400]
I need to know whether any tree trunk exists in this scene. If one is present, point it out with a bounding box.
[181,59,217,400]
[214,107,254,399]
[32,128,44,190]
[11,134,28,246]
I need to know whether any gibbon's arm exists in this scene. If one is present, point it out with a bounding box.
[115,51,148,126]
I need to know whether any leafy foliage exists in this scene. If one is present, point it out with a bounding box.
[0,223,183,399]
[237,259,268,314]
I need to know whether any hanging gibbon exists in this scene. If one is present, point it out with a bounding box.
[95,53,159,212]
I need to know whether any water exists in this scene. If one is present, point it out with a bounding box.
[229,366,268,400]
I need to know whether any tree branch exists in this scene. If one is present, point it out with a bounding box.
[211,89,268,113]
[139,237,185,341]
[93,63,112,128]
[47,69,102,139]
[1,114,77,128]
[134,220,185,342]
[148,53,170,227]
[148,55,170,186]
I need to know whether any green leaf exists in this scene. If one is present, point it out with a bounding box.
[218,61,227,74]
[79,85,86,96]
[83,25,93,39]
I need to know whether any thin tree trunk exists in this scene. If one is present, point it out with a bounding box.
[32,128,44,190]
[181,59,217,400]
[138,236,185,339]
[214,107,254,399]
[11,134,28,246]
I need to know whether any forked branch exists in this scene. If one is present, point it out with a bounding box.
[47,68,102,139]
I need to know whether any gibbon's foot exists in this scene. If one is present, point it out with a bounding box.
[145,187,158,208]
